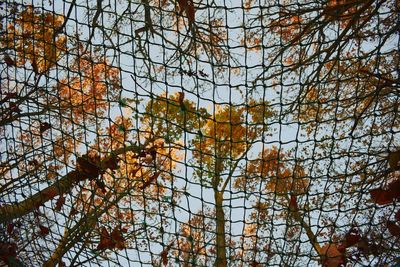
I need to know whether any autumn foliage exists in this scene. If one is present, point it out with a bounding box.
[1,0,399,266]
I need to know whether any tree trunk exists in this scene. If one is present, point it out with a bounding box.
[214,190,227,267]
[285,194,323,261]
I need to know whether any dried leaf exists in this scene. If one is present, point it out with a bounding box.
[76,153,101,180]
[39,122,52,133]
[4,93,17,99]
[111,227,125,250]
[388,150,400,171]
[39,225,50,237]
[0,242,17,263]
[3,54,15,67]
[178,92,186,110]
[6,224,14,235]
[396,209,400,222]
[344,228,361,247]
[102,155,120,170]
[370,179,400,205]
[31,58,39,74]
[97,227,115,250]
[28,159,39,167]
[289,195,298,211]
[55,195,65,211]
[387,221,400,237]
[160,245,171,266]
[319,243,345,267]
[140,172,161,189]
[96,179,107,194]
[9,103,21,113]
[177,0,195,26]
[370,188,393,205]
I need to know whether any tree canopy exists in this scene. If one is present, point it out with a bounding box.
[0,0,399,266]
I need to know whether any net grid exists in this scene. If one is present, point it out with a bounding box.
[0,0,399,266]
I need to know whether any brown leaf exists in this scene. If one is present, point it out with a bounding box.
[55,195,65,211]
[6,224,14,235]
[28,159,39,167]
[102,155,120,170]
[95,179,107,194]
[177,0,195,27]
[160,246,170,266]
[111,227,125,250]
[3,54,15,67]
[76,153,101,180]
[178,92,185,109]
[9,103,21,113]
[4,93,17,100]
[39,225,50,237]
[0,242,17,262]
[388,150,400,171]
[396,209,400,222]
[31,58,39,74]
[387,221,400,237]
[320,243,345,267]
[97,227,115,250]
[40,122,52,133]
[344,228,361,248]
[370,188,393,205]
[369,179,400,205]
[289,195,298,211]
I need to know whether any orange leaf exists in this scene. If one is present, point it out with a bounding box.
[319,243,345,267]
[140,172,161,190]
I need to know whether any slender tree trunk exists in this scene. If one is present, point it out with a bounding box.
[285,195,323,261]
[214,190,227,267]
[42,212,97,267]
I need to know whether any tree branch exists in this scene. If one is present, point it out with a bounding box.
[0,144,143,223]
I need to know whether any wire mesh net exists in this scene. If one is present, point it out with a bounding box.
[0,0,399,266]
